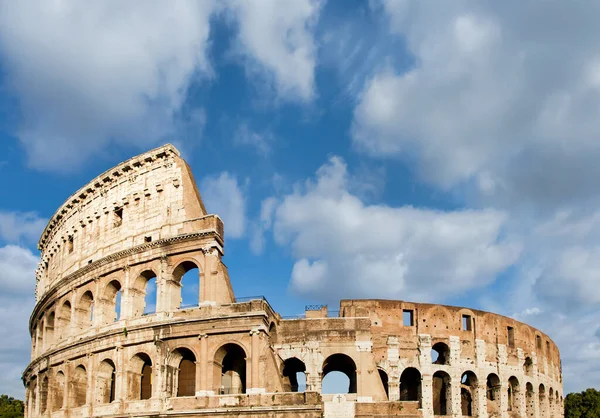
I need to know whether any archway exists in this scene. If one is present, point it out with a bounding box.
[282,357,306,392]
[171,348,196,397]
[132,270,157,316]
[433,370,451,415]
[526,382,535,418]
[539,384,547,417]
[431,342,450,365]
[508,376,521,415]
[103,280,122,323]
[400,367,422,403]
[96,359,116,404]
[76,291,94,331]
[322,353,357,394]
[214,343,246,394]
[524,357,533,377]
[173,261,200,308]
[69,365,87,407]
[378,368,389,399]
[40,375,48,414]
[51,371,65,411]
[130,353,153,400]
[46,312,55,348]
[461,371,478,416]
[486,373,501,416]
[58,300,71,339]
[549,388,555,417]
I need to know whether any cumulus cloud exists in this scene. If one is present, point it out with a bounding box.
[0,211,46,244]
[267,156,521,301]
[353,1,600,208]
[226,0,322,102]
[233,123,274,157]
[200,172,247,239]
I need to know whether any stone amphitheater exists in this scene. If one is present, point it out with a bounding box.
[22,144,563,418]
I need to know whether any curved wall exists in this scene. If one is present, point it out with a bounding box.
[23,145,563,418]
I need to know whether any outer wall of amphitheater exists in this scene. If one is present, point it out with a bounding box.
[23,144,563,418]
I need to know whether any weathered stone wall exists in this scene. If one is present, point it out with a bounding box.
[23,145,563,418]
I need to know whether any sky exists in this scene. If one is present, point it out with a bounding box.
[1,0,600,398]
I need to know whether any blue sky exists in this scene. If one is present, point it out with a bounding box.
[1,0,600,398]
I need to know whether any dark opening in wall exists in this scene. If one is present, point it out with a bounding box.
[536,335,542,350]
[403,310,414,326]
[462,315,472,331]
[114,207,123,227]
[507,326,515,348]
[546,340,550,354]
[144,236,152,243]
[68,235,74,253]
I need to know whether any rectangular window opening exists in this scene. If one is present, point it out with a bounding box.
[507,326,515,348]
[462,315,472,331]
[144,236,152,243]
[402,309,414,327]
[546,340,550,353]
[536,335,542,350]
[67,235,74,253]
[114,207,123,227]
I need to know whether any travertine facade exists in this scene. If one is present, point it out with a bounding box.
[23,144,563,418]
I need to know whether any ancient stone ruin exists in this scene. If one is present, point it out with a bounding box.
[23,144,563,417]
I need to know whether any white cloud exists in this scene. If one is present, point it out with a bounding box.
[352,1,600,208]
[200,172,247,239]
[0,245,37,398]
[233,123,274,157]
[0,211,46,244]
[267,156,521,301]
[226,0,322,102]
[0,0,217,172]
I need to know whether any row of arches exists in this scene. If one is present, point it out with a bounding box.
[32,262,201,357]
[28,343,248,414]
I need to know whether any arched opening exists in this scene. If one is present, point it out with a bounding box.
[173,261,200,308]
[40,375,48,414]
[486,373,501,416]
[170,348,196,397]
[461,371,478,416]
[214,343,246,394]
[46,312,55,348]
[539,384,547,417]
[76,291,94,331]
[431,342,450,365]
[508,376,521,415]
[269,322,278,344]
[400,367,422,404]
[132,270,157,316]
[524,357,533,377]
[282,357,306,392]
[96,359,116,404]
[69,365,87,407]
[433,370,451,415]
[378,368,389,399]
[130,353,153,400]
[37,319,44,353]
[526,382,535,418]
[322,354,357,394]
[549,388,555,417]
[31,326,37,356]
[58,300,71,339]
[103,280,123,323]
[52,371,65,411]
[30,379,37,414]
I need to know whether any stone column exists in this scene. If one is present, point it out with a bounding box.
[500,379,509,418]
[197,334,210,395]
[356,340,373,402]
[121,266,132,319]
[533,388,540,418]
[386,337,400,401]
[248,329,263,393]
[115,345,127,402]
[476,382,488,418]
[421,373,434,418]
[86,354,94,415]
[63,362,70,411]
[450,376,461,417]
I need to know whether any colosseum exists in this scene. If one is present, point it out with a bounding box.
[22,144,563,418]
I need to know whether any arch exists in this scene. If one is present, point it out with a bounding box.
[102,279,123,323]
[282,357,306,392]
[461,371,478,416]
[96,359,116,404]
[168,347,196,397]
[526,382,535,418]
[46,312,55,348]
[76,290,94,331]
[173,260,200,308]
[269,322,278,344]
[400,367,422,403]
[29,379,37,414]
[322,353,357,394]
[432,370,451,415]
[432,342,450,365]
[132,270,157,316]
[508,376,521,415]
[539,384,548,417]
[52,371,65,411]
[130,353,153,400]
[40,375,49,414]
[69,365,87,407]
[378,368,389,399]
[486,373,501,416]
[524,356,533,377]
[58,300,72,339]
[214,343,247,394]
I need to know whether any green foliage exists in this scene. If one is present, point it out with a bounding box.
[0,394,24,418]
[565,388,600,418]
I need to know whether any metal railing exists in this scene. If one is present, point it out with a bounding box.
[305,304,327,311]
